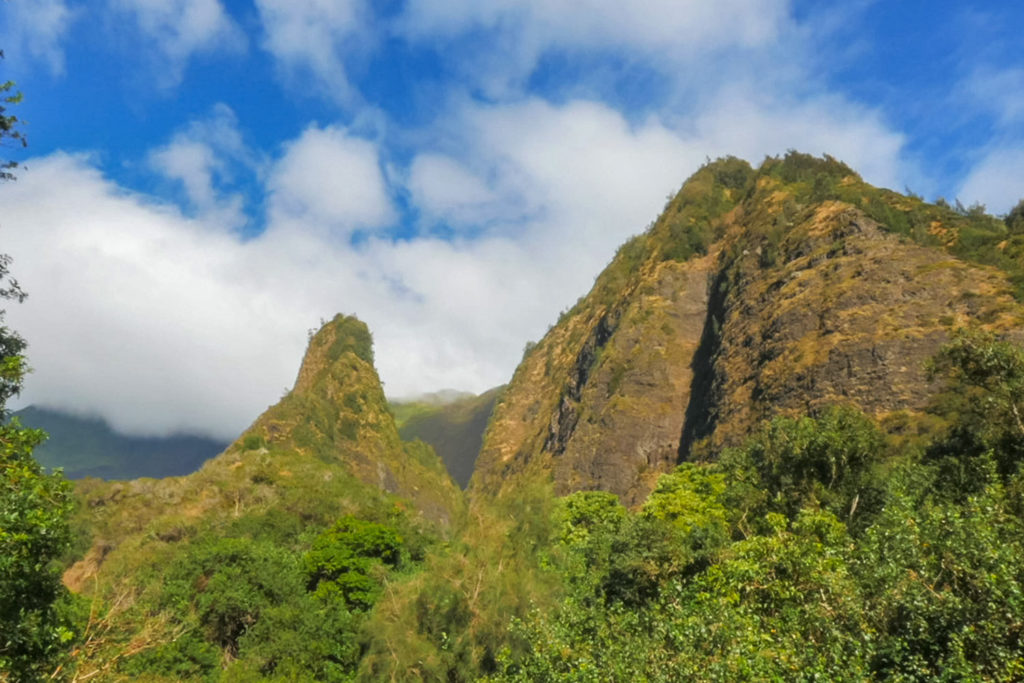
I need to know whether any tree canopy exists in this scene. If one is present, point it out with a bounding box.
[0,54,76,681]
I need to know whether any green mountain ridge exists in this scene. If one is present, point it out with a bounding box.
[355,154,1024,680]
[60,315,463,679]
[47,154,1024,681]
[11,405,228,480]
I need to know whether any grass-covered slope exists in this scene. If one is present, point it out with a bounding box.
[60,315,463,680]
[12,405,226,480]
[487,339,1024,681]
[391,386,504,488]
[227,315,462,523]
[469,159,752,507]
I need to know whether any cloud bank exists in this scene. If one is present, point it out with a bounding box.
[12,0,1020,443]
[0,86,908,439]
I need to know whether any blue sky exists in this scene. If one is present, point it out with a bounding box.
[0,0,1022,439]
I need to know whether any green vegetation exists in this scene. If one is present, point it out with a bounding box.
[410,155,1024,679]
[357,477,560,681]
[64,451,448,681]
[563,156,756,319]
[486,332,1024,681]
[9,152,1024,681]
[46,314,464,681]
[925,327,1024,490]
[718,406,888,532]
[658,155,755,263]
[1,67,78,681]
[111,509,428,681]
[304,515,407,609]
[1007,199,1024,234]
[753,151,1024,299]
[0,419,76,681]
[325,315,375,366]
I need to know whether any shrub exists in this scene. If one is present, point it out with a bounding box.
[303,515,405,610]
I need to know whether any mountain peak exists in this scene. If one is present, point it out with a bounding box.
[471,152,1024,507]
[293,314,375,396]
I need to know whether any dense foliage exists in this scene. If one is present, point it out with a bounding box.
[487,330,1024,681]
[0,420,75,681]
[9,147,1024,681]
[1,63,77,681]
[95,504,432,682]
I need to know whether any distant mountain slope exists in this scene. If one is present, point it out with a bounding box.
[12,406,227,480]
[471,153,1024,506]
[391,386,504,488]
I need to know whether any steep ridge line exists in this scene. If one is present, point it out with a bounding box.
[470,154,1024,507]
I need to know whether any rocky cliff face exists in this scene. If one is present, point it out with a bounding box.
[697,200,1023,452]
[471,154,1024,507]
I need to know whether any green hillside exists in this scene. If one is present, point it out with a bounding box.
[56,315,464,680]
[11,155,1024,682]
[472,153,1024,506]
[359,154,1024,680]
[391,386,504,488]
[12,406,227,480]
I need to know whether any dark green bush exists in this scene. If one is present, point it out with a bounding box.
[303,515,405,610]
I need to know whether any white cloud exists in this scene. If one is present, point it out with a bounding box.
[111,0,244,84]
[457,99,696,258]
[147,104,257,230]
[0,82,914,440]
[407,154,499,228]
[965,67,1024,127]
[0,153,298,438]
[0,0,74,74]
[0,150,552,438]
[0,104,692,438]
[170,103,254,166]
[149,140,247,231]
[391,0,909,197]
[947,67,1024,214]
[401,0,787,54]
[398,0,790,93]
[151,141,218,208]
[958,147,1024,216]
[254,0,367,100]
[267,125,396,235]
[415,92,906,250]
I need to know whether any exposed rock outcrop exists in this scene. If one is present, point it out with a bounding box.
[471,155,1024,507]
